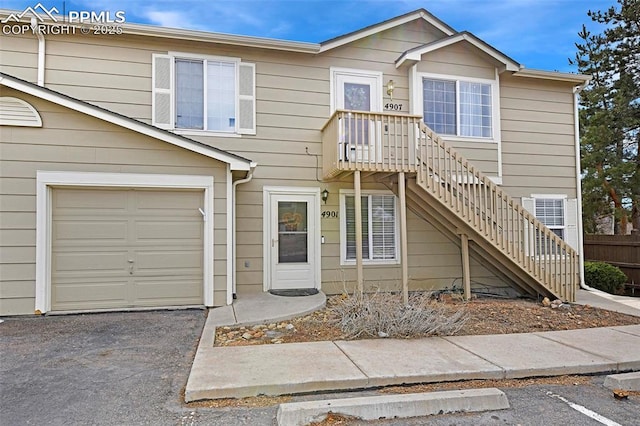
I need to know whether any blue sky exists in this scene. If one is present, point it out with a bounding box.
[1,0,614,72]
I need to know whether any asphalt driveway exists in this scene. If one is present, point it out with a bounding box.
[0,309,206,425]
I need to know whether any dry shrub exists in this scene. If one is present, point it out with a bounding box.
[330,291,468,339]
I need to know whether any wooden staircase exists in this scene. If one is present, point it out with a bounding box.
[322,110,579,302]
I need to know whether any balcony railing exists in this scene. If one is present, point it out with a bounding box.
[322,110,421,178]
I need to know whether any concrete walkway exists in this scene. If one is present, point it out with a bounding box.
[207,291,326,327]
[185,290,640,402]
[576,288,640,317]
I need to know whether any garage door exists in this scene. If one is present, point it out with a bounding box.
[51,187,204,311]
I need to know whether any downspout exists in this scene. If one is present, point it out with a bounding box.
[31,18,45,86]
[231,162,257,300]
[573,82,594,291]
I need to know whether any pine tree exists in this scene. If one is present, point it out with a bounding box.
[571,0,640,233]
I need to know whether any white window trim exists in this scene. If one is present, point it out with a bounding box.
[174,129,242,138]
[35,171,215,314]
[339,189,400,266]
[415,71,502,145]
[169,51,241,135]
[330,67,383,114]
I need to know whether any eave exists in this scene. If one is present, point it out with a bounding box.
[396,31,521,72]
[0,73,254,171]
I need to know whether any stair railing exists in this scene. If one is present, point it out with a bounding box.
[415,122,578,301]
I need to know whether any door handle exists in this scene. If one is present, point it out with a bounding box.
[272,239,278,247]
[128,259,134,274]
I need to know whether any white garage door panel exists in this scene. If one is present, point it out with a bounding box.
[134,278,202,305]
[135,250,202,273]
[135,221,203,241]
[53,251,129,273]
[54,221,128,242]
[54,281,129,309]
[51,187,205,311]
[54,189,128,211]
[135,190,203,211]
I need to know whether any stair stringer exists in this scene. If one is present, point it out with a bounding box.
[402,178,561,300]
[402,190,542,298]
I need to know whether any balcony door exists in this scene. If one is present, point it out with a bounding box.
[332,69,382,163]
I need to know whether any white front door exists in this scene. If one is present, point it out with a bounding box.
[334,71,382,162]
[265,188,320,290]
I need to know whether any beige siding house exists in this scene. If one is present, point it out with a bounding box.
[0,9,589,315]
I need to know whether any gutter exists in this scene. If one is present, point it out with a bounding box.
[573,80,594,291]
[513,68,591,84]
[31,18,45,86]
[231,162,257,300]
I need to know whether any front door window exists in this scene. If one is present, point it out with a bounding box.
[278,201,308,263]
[344,82,370,145]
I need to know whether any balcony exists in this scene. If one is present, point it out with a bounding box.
[321,110,422,179]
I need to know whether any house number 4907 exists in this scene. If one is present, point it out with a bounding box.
[384,103,403,111]
[321,211,338,218]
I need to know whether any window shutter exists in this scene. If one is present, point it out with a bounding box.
[152,54,173,129]
[565,198,579,251]
[238,62,256,135]
[521,197,534,215]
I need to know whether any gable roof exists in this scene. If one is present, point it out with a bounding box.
[396,31,521,71]
[0,73,254,171]
[318,9,456,52]
[0,8,454,55]
[0,8,590,89]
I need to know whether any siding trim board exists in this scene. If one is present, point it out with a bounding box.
[0,72,254,171]
[35,171,215,314]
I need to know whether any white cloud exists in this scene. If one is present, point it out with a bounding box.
[144,10,199,29]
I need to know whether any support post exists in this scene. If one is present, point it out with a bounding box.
[460,233,471,300]
[354,171,364,294]
[399,172,409,304]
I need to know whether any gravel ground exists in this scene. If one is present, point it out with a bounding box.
[215,295,640,347]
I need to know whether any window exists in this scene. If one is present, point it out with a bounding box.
[522,195,579,255]
[535,198,565,239]
[175,59,236,131]
[341,193,398,263]
[152,53,255,135]
[534,198,565,256]
[422,77,493,139]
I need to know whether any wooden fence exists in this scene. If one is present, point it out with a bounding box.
[584,234,640,285]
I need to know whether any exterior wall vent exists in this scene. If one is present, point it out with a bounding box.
[0,97,42,127]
